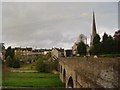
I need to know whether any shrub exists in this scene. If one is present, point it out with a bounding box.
[35,56,59,73]
[12,58,20,68]
[5,56,13,67]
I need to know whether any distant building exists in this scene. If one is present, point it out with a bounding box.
[72,42,78,56]
[0,43,5,60]
[72,33,88,56]
[32,49,44,55]
[14,47,52,56]
[64,49,72,57]
[14,47,32,56]
[51,48,64,60]
[43,49,52,55]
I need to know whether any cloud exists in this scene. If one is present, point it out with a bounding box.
[2,2,118,49]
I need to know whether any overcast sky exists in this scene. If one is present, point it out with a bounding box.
[2,2,118,49]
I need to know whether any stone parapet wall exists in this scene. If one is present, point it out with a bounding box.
[59,57,119,88]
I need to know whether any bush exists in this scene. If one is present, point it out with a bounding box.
[13,59,20,68]
[35,56,59,73]
[36,58,45,72]
[5,56,13,67]
[35,56,48,72]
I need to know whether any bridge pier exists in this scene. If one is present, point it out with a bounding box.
[59,61,78,88]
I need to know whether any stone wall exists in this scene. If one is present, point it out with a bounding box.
[59,57,119,88]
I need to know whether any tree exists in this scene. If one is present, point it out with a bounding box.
[35,56,50,72]
[12,58,20,68]
[36,57,45,72]
[102,32,109,42]
[101,33,116,54]
[93,34,101,45]
[5,46,14,59]
[77,41,86,55]
[114,30,120,40]
[6,56,13,67]
[106,36,115,53]
[90,34,101,55]
[35,55,59,73]
[113,30,120,53]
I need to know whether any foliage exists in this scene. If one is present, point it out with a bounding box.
[114,29,120,40]
[12,58,20,68]
[36,57,45,72]
[35,56,52,73]
[35,56,59,73]
[101,36,115,54]
[113,30,120,53]
[45,52,51,58]
[5,56,20,68]
[5,46,14,59]
[90,31,120,55]
[77,41,86,55]
[102,32,109,42]
[5,56,13,67]
[89,34,101,55]
[93,34,101,45]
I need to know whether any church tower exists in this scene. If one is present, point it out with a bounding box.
[90,11,97,47]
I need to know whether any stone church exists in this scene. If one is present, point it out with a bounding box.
[72,12,98,56]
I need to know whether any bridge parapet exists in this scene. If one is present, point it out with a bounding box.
[59,57,119,88]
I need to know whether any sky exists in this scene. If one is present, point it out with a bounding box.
[2,2,118,49]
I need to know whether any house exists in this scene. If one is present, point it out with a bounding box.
[43,49,52,55]
[51,48,64,60]
[32,49,44,55]
[72,42,90,56]
[72,42,78,56]
[14,47,32,56]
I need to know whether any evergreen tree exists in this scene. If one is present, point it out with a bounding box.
[90,34,101,55]
[5,46,14,59]
[93,34,101,45]
[101,33,116,54]
[102,32,109,42]
[77,41,86,55]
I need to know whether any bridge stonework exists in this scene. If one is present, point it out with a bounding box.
[59,57,119,88]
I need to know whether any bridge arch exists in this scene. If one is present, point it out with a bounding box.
[67,76,74,88]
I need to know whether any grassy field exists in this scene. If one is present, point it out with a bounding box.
[2,72,64,88]
[20,63,36,70]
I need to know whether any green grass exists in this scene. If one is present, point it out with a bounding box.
[19,63,36,70]
[4,72,59,77]
[2,72,63,88]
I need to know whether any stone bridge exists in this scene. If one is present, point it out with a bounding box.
[59,57,119,88]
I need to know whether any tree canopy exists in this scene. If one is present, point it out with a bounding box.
[93,34,100,45]
[77,41,86,55]
[5,46,14,59]
[90,30,120,55]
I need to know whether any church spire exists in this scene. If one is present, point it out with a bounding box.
[90,11,97,47]
[92,11,97,36]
